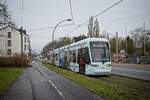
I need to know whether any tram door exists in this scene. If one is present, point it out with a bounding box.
[78,48,85,74]
[64,51,68,69]
[78,47,90,74]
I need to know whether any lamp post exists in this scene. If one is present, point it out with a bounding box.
[116,32,118,63]
[51,19,72,64]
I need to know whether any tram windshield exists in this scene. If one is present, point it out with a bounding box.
[90,41,110,62]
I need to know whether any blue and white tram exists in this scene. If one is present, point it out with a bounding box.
[48,38,111,75]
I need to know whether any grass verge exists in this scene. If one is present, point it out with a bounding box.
[0,68,23,94]
[43,63,150,100]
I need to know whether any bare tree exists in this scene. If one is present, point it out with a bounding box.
[88,16,100,38]
[0,0,12,26]
[130,28,150,55]
[88,16,94,37]
[93,18,100,37]
[130,28,144,48]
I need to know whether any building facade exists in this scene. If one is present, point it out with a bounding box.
[0,25,31,56]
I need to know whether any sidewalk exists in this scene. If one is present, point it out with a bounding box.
[0,69,33,100]
[112,63,150,69]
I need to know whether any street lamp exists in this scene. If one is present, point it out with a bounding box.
[51,19,72,64]
[52,19,72,42]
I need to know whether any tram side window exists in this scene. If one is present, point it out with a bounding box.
[69,51,73,62]
[64,51,67,60]
[84,47,90,64]
[77,50,81,64]
[77,47,90,64]
[70,50,76,63]
[56,54,58,61]
[73,52,76,63]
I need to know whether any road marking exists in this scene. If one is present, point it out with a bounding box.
[57,90,63,96]
[48,80,65,97]
[34,64,65,99]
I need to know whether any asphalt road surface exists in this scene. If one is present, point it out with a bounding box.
[112,64,150,81]
[0,61,103,100]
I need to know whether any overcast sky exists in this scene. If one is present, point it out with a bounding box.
[7,0,150,53]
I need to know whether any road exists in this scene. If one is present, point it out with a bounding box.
[112,64,150,81]
[0,61,103,100]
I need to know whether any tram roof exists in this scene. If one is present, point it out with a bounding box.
[52,38,109,52]
[75,37,108,43]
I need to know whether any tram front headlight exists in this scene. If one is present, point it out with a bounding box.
[106,64,112,67]
[91,64,97,67]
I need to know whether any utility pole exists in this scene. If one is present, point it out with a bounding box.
[20,27,23,55]
[21,0,24,56]
[125,26,127,54]
[116,32,118,63]
[21,0,24,26]
[143,21,146,56]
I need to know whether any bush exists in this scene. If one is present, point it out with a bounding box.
[0,54,31,67]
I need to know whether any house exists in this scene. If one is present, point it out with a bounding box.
[0,25,31,57]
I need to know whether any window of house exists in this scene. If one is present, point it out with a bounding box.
[24,45,26,50]
[8,40,11,46]
[7,32,11,38]
[24,37,26,42]
[28,38,30,42]
[28,45,30,50]
[7,49,11,55]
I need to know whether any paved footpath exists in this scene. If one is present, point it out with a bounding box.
[112,63,150,81]
[0,61,103,100]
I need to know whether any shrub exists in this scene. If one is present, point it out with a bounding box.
[0,54,31,67]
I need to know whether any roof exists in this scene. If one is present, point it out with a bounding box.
[0,24,18,31]
[0,25,27,35]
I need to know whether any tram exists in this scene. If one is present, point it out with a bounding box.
[47,38,111,75]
